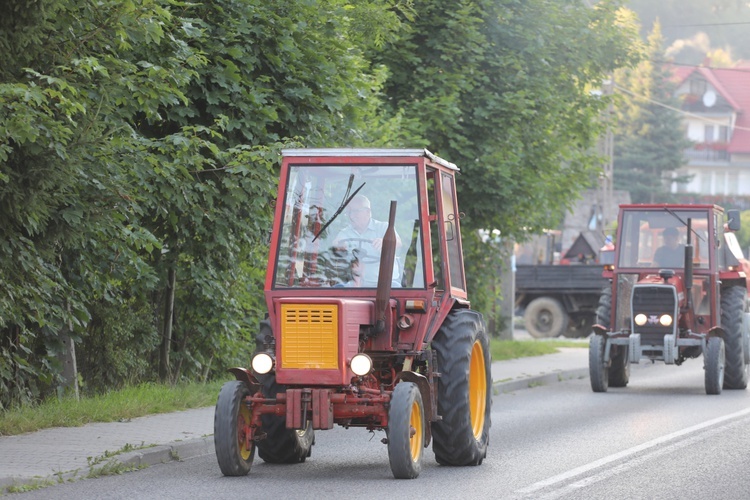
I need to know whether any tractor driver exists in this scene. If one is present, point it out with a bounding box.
[653,226,685,268]
[333,195,402,287]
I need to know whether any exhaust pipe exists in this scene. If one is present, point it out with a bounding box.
[374,201,397,333]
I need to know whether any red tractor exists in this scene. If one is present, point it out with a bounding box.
[589,204,750,395]
[214,149,492,479]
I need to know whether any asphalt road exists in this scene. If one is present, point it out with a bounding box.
[13,356,750,500]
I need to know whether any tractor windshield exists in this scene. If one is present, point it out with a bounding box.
[618,209,710,269]
[273,164,424,289]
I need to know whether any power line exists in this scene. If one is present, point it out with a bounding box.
[614,83,750,133]
[665,21,750,27]
[651,60,750,74]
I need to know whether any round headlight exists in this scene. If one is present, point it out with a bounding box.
[252,353,274,374]
[350,353,373,376]
[634,313,648,326]
[660,314,673,327]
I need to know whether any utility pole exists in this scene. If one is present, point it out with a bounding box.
[597,75,615,232]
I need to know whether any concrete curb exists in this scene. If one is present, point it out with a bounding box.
[0,437,214,494]
[493,367,589,393]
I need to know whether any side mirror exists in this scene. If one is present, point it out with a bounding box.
[727,209,741,232]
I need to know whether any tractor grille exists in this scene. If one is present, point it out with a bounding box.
[280,304,339,369]
[632,285,677,342]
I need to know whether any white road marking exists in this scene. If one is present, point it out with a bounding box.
[515,406,750,497]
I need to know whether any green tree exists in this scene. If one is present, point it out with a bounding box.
[369,0,641,326]
[613,20,693,203]
[0,0,401,405]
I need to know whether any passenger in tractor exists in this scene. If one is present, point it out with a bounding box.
[653,226,685,268]
[333,195,402,287]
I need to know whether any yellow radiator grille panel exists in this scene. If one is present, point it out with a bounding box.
[280,304,338,369]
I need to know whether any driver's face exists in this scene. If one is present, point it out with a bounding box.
[348,204,370,231]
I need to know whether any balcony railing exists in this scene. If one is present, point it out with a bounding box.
[685,143,730,161]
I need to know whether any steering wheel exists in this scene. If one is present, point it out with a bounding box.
[335,238,381,264]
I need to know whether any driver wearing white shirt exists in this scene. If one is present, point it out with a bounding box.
[333,195,401,287]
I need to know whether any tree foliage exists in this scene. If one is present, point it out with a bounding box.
[373,0,641,238]
[1,0,641,406]
[613,20,693,204]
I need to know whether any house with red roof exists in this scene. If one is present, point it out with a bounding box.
[671,63,750,196]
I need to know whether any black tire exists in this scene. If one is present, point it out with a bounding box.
[589,334,609,393]
[524,297,569,338]
[721,286,749,390]
[254,321,315,464]
[431,309,491,466]
[705,336,725,395]
[387,382,425,479]
[608,346,630,387]
[593,286,628,387]
[214,380,254,476]
[563,314,594,338]
[596,286,612,327]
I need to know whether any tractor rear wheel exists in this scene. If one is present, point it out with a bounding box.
[387,382,425,479]
[254,321,315,464]
[214,380,254,476]
[589,334,609,393]
[705,336,725,395]
[524,297,568,338]
[720,286,749,390]
[431,309,491,466]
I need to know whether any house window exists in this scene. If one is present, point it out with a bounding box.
[728,172,739,195]
[704,125,714,143]
[719,125,729,142]
[700,173,711,194]
[690,78,707,96]
[715,171,726,194]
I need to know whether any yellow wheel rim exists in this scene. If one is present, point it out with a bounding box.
[469,340,487,439]
[409,399,424,462]
[238,403,252,460]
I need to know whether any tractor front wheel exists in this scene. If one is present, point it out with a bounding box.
[589,334,609,393]
[214,380,254,476]
[431,309,491,466]
[705,336,725,395]
[387,382,425,479]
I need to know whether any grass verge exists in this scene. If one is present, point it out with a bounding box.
[0,380,226,437]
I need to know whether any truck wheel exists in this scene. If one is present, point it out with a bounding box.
[254,321,315,464]
[387,382,424,479]
[214,380,254,476]
[705,336,725,395]
[524,297,568,338]
[720,286,749,390]
[431,309,491,466]
[589,334,609,393]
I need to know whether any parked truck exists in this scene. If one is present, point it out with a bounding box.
[515,231,612,338]
[515,263,608,338]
